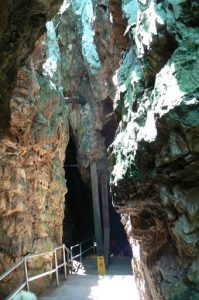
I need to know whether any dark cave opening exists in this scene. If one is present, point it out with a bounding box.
[109,200,132,257]
[98,170,132,257]
[63,126,131,257]
[101,97,132,257]
[63,134,94,247]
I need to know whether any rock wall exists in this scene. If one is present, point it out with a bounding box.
[0,18,68,298]
[0,0,63,131]
[110,1,199,299]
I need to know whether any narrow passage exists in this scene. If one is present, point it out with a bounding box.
[39,256,140,300]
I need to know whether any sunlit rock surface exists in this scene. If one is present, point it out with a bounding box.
[0,22,68,297]
[110,1,199,299]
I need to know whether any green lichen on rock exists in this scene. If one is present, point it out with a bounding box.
[72,0,101,75]
[110,0,199,299]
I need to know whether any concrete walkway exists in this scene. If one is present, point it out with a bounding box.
[39,256,140,300]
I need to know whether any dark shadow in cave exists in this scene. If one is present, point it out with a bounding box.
[63,133,94,247]
[101,96,132,257]
[63,97,131,258]
[109,199,132,257]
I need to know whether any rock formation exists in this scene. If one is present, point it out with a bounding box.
[110,1,199,299]
[0,0,63,132]
[0,4,68,297]
[0,0,199,299]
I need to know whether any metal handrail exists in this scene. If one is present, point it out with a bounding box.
[0,237,95,299]
[0,260,24,282]
[0,244,71,300]
[70,236,95,263]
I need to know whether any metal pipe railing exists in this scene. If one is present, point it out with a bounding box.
[0,260,24,281]
[0,237,95,299]
[0,244,71,300]
[70,236,95,263]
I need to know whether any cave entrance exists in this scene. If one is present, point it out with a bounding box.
[63,125,131,261]
[63,134,94,247]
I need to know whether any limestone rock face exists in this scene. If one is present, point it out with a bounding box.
[0,22,68,297]
[110,0,199,299]
[0,0,63,131]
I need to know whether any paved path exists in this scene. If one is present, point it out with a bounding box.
[39,256,140,300]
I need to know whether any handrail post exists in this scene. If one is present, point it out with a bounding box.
[70,246,73,274]
[54,249,59,286]
[93,237,95,255]
[67,248,72,274]
[70,246,73,261]
[63,244,67,280]
[80,243,82,264]
[24,257,30,292]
